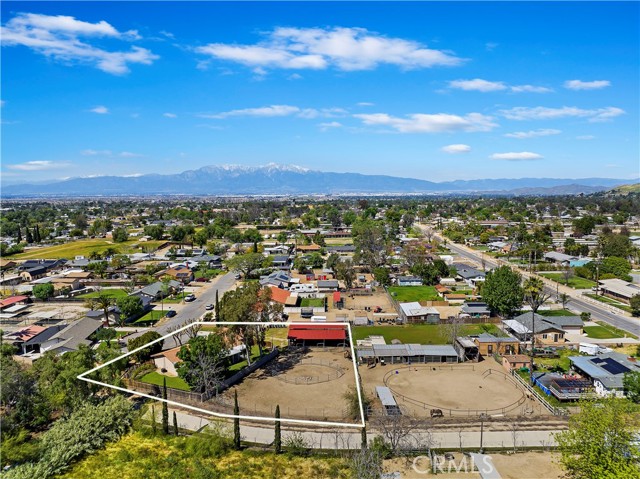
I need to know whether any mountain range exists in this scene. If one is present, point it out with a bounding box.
[1,163,635,197]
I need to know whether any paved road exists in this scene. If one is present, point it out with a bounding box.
[424,227,640,337]
[127,272,237,349]
[163,407,560,450]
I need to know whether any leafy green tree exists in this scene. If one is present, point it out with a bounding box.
[112,227,129,243]
[335,259,355,289]
[94,291,115,325]
[523,277,551,383]
[176,334,228,394]
[127,331,163,363]
[326,253,340,271]
[307,252,324,269]
[116,296,144,325]
[630,295,640,318]
[410,262,439,286]
[162,378,169,434]
[274,404,281,454]
[225,253,265,279]
[352,219,388,272]
[233,390,241,450]
[32,283,55,301]
[623,371,640,403]
[276,231,289,244]
[373,267,391,287]
[143,224,165,240]
[479,266,523,317]
[555,398,640,479]
[599,233,632,258]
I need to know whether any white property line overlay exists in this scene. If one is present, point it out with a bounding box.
[78,321,366,429]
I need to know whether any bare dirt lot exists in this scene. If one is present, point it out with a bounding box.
[360,360,548,418]
[219,348,360,423]
[384,451,562,478]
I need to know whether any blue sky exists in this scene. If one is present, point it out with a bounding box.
[1,1,638,184]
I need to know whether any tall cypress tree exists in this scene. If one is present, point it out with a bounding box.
[162,378,169,435]
[274,405,281,454]
[173,411,179,436]
[233,390,241,450]
[34,224,41,243]
[16,228,22,243]
[361,426,367,449]
[215,290,220,320]
[151,405,157,435]
[25,228,33,244]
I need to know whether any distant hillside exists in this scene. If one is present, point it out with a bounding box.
[1,163,635,197]
[610,183,640,195]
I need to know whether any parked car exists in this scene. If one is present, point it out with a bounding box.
[184,294,196,302]
[165,310,177,318]
[195,277,208,282]
[205,304,214,310]
[234,273,241,280]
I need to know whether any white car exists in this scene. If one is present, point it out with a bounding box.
[184,294,196,302]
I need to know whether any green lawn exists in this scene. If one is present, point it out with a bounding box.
[158,296,183,304]
[539,309,578,317]
[353,323,505,345]
[531,348,577,374]
[539,273,596,289]
[227,345,261,373]
[300,297,325,308]
[78,288,128,299]
[595,320,637,339]
[14,238,166,259]
[134,309,165,325]
[194,268,223,279]
[585,293,633,314]
[140,371,190,391]
[583,325,622,339]
[387,286,440,302]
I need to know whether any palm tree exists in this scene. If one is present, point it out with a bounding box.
[523,277,551,384]
[94,291,115,326]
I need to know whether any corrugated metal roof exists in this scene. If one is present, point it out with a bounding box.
[376,386,397,407]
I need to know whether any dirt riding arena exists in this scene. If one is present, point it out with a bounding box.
[217,348,360,423]
[360,360,548,418]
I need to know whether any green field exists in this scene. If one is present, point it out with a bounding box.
[595,321,637,339]
[140,371,190,391]
[387,286,440,302]
[583,325,622,339]
[300,297,325,307]
[78,288,128,300]
[353,323,505,345]
[539,273,596,289]
[539,309,578,317]
[227,345,261,373]
[14,238,166,260]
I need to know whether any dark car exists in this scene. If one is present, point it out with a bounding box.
[165,310,177,318]
[195,277,208,282]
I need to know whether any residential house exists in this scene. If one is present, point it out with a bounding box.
[543,252,577,266]
[131,280,182,302]
[271,255,292,270]
[295,244,322,253]
[264,245,291,256]
[503,313,568,346]
[473,333,519,357]
[152,347,181,376]
[317,279,340,292]
[42,317,102,355]
[597,278,640,304]
[569,352,640,397]
[192,254,223,269]
[502,354,532,372]
[399,302,440,324]
[4,324,66,355]
[460,302,491,318]
[259,271,294,289]
[325,245,356,254]
[396,276,423,287]
[163,265,194,284]
[51,277,81,293]
[452,263,486,288]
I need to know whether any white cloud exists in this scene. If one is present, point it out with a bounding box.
[485,42,499,51]
[7,160,71,171]
[199,105,347,120]
[510,85,553,93]
[89,105,109,114]
[576,135,596,140]
[287,73,303,80]
[449,79,551,93]
[499,106,625,122]
[441,144,471,154]
[357,102,374,107]
[354,112,497,133]
[163,112,177,118]
[1,12,158,74]
[504,128,561,139]
[119,151,144,158]
[196,26,463,72]
[564,80,611,90]
[318,121,343,131]
[449,79,507,92]
[490,152,543,161]
[81,149,112,156]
